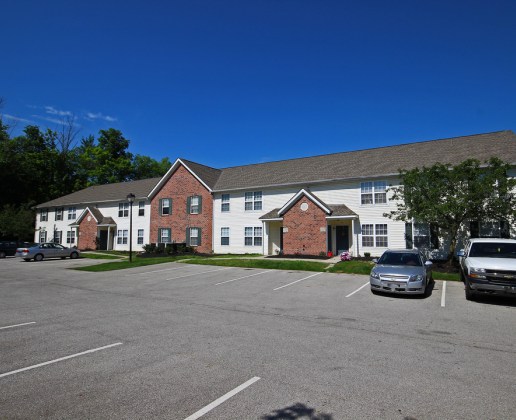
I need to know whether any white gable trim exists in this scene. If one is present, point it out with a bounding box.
[278,189,331,216]
[148,158,212,199]
[74,207,99,224]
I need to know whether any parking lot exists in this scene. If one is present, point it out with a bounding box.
[1,257,515,419]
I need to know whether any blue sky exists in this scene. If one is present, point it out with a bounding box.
[1,0,515,168]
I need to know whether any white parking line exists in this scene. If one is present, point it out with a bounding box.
[273,272,322,291]
[441,281,447,307]
[125,265,185,276]
[166,267,232,281]
[0,342,123,379]
[215,270,270,285]
[0,321,36,330]
[345,281,370,298]
[184,376,260,420]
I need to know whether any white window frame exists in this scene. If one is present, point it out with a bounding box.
[118,202,129,218]
[361,224,374,247]
[40,209,48,222]
[68,207,76,220]
[138,201,145,217]
[245,226,262,246]
[55,208,63,221]
[117,229,128,245]
[361,224,388,247]
[53,230,62,244]
[39,230,47,243]
[161,198,171,216]
[221,227,230,246]
[66,230,75,244]
[190,196,200,214]
[137,229,144,245]
[245,191,263,211]
[159,228,171,243]
[189,227,200,246]
[361,181,387,205]
[221,194,230,212]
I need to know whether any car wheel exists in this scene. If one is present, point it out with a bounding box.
[0,251,5,258]
[70,251,79,259]
[34,254,44,262]
[465,280,476,301]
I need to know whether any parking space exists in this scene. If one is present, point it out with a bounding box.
[1,259,515,419]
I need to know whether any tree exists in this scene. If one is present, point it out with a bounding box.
[131,155,171,179]
[384,158,516,261]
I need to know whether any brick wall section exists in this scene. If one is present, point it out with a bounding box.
[150,165,213,253]
[78,211,97,250]
[282,196,327,255]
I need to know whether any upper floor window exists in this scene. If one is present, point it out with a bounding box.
[67,207,76,220]
[221,194,230,212]
[188,196,202,214]
[40,209,48,222]
[245,191,262,211]
[118,202,129,217]
[361,181,387,205]
[160,198,172,216]
[138,201,145,216]
[55,207,63,221]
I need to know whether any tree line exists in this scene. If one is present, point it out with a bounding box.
[0,117,171,240]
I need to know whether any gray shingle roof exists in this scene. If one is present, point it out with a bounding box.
[260,204,357,220]
[180,159,221,190]
[213,130,516,191]
[36,178,161,208]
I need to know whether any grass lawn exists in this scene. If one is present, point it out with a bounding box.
[81,253,124,260]
[432,271,460,281]
[75,255,194,272]
[183,258,330,272]
[328,260,375,275]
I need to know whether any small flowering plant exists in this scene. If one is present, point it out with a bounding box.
[340,251,352,261]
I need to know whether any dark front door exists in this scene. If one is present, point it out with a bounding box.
[99,230,108,250]
[336,226,349,253]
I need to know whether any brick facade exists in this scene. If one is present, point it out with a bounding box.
[78,211,97,250]
[150,164,213,253]
[282,196,327,255]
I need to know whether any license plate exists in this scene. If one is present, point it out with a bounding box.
[505,286,516,294]
[388,283,401,288]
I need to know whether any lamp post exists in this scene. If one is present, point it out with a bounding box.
[127,193,135,263]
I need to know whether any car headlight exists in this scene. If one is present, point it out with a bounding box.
[469,267,486,279]
[370,270,380,279]
[409,274,424,282]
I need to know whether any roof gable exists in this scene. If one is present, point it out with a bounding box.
[278,189,331,216]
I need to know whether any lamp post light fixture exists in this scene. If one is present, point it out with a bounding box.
[127,193,136,263]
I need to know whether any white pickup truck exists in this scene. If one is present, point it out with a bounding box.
[457,238,516,300]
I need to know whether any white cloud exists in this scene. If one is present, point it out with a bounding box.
[45,106,73,117]
[85,111,117,122]
[3,114,35,124]
[32,114,72,125]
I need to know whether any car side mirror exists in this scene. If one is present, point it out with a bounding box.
[456,250,465,257]
[372,258,378,263]
[424,261,433,267]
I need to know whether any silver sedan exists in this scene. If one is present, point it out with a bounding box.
[369,249,433,295]
[15,242,80,262]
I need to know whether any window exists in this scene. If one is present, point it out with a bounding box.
[221,227,230,245]
[245,191,262,211]
[188,227,200,246]
[137,229,144,245]
[40,209,48,222]
[361,181,387,205]
[245,227,262,246]
[53,231,62,244]
[55,207,63,221]
[118,202,129,217]
[66,231,75,244]
[221,194,230,212]
[413,223,440,249]
[160,198,172,216]
[361,224,388,247]
[68,207,76,220]
[470,220,511,239]
[158,228,171,243]
[375,224,388,247]
[138,201,145,216]
[117,229,128,245]
[39,230,47,243]
[188,196,201,214]
[361,224,374,247]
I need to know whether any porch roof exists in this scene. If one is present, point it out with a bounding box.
[260,204,357,221]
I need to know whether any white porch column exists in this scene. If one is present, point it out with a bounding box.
[107,227,111,251]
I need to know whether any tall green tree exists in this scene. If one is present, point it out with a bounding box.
[385,158,516,260]
[132,155,171,179]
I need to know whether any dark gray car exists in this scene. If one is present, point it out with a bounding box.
[370,249,433,295]
[15,242,80,262]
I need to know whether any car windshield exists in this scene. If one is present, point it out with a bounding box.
[377,252,422,266]
[469,243,516,259]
